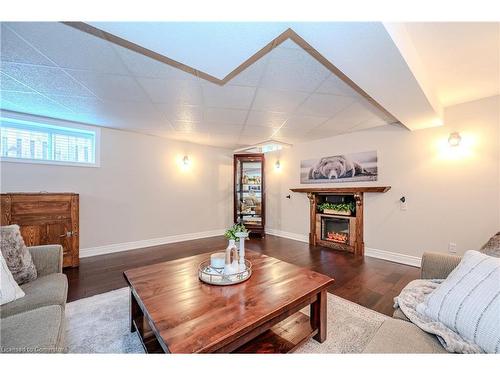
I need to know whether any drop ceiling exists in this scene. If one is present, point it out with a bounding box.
[0,22,462,149]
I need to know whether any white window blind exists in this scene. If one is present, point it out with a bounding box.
[0,117,97,166]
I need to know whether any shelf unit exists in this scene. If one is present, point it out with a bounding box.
[234,153,265,236]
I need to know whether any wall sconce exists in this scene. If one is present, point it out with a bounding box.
[448,132,462,147]
[182,155,190,166]
[274,160,281,171]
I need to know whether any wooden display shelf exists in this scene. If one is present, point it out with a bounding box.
[290,186,391,194]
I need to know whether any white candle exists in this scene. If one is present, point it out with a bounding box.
[210,252,226,269]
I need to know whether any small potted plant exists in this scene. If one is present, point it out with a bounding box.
[318,202,355,216]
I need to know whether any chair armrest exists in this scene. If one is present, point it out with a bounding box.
[420,252,461,279]
[28,245,63,277]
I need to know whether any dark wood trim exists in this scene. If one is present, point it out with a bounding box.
[291,186,391,194]
[62,22,403,128]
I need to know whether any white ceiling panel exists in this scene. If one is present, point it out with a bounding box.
[0,24,55,66]
[1,22,402,148]
[296,93,354,117]
[252,88,309,113]
[226,55,269,87]
[260,46,330,92]
[65,69,150,102]
[1,62,94,97]
[204,107,248,125]
[114,46,199,80]
[158,104,203,123]
[283,114,329,130]
[0,72,33,92]
[5,22,130,75]
[138,77,203,105]
[316,74,361,97]
[201,83,256,109]
[245,110,287,128]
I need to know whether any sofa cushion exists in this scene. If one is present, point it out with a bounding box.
[0,225,37,285]
[0,305,65,353]
[363,319,447,353]
[0,251,25,305]
[0,273,67,318]
[480,232,500,257]
[417,250,500,353]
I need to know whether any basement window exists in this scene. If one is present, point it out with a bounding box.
[0,116,100,167]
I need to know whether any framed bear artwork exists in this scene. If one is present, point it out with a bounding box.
[300,151,378,184]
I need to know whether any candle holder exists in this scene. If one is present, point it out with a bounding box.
[235,231,249,271]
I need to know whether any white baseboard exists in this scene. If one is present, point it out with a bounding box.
[265,228,309,243]
[266,228,421,267]
[365,247,421,267]
[80,229,225,258]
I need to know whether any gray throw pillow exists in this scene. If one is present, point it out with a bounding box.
[480,232,500,258]
[0,225,37,285]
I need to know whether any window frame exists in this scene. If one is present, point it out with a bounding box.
[0,114,101,168]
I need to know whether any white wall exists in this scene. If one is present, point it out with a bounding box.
[0,127,234,253]
[265,95,500,258]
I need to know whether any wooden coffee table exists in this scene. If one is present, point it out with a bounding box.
[124,250,334,353]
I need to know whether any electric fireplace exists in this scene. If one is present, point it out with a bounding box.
[321,216,350,244]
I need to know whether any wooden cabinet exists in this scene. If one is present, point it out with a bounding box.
[1,193,79,268]
[234,153,265,236]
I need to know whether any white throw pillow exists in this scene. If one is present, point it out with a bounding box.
[417,250,500,353]
[0,251,25,305]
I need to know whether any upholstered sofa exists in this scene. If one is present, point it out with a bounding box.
[363,251,462,353]
[0,245,68,353]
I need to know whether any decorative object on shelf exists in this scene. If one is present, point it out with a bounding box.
[300,151,378,184]
[318,202,355,216]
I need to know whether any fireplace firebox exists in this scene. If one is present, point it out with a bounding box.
[321,216,350,244]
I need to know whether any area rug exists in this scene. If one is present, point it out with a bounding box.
[65,288,387,353]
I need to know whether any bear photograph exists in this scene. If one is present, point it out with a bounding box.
[300,151,378,183]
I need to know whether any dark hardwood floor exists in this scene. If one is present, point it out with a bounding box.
[64,234,420,316]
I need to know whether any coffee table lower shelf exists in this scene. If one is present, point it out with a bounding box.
[132,311,316,354]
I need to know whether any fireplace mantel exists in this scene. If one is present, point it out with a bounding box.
[290,186,391,194]
[290,186,390,256]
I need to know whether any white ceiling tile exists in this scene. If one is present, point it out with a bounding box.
[260,47,330,92]
[204,107,247,125]
[282,114,328,129]
[137,77,203,105]
[115,46,199,80]
[323,100,388,127]
[252,88,309,112]
[208,123,244,135]
[201,83,256,109]
[6,22,130,75]
[66,69,149,102]
[316,74,363,97]
[1,62,94,97]
[1,24,55,66]
[241,125,276,138]
[159,104,203,123]
[0,90,74,118]
[0,72,33,92]
[227,55,269,87]
[245,110,287,128]
[45,94,103,114]
[296,93,354,117]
